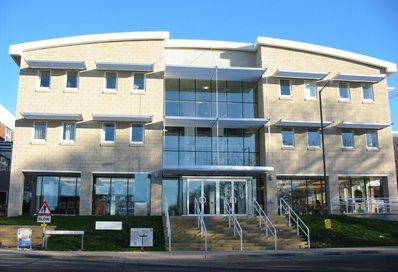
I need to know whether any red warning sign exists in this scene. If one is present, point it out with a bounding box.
[37,201,52,215]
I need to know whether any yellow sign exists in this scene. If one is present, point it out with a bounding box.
[324,219,332,229]
[40,223,47,228]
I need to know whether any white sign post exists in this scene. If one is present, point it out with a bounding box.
[130,228,153,250]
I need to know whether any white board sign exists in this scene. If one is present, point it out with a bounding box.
[130,228,153,247]
[37,215,51,223]
[17,228,32,250]
[95,221,123,230]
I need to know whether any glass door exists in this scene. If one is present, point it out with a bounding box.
[233,181,247,214]
[203,181,217,214]
[219,180,232,214]
[188,180,202,214]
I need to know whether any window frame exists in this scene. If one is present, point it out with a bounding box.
[341,129,355,149]
[61,121,77,143]
[304,80,317,100]
[338,82,351,101]
[5,128,12,142]
[279,79,292,97]
[362,83,374,102]
[365,130,379,149]
[132,72,146,93]
[281,128,295,147]
[307,128,320,148]
[65,70,79,91]
[32,121,47,143]
[130,124,145,144]
[37,70,51,90]
[101,122,116,144]
[104,71,118,92]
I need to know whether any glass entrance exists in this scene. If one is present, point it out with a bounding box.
[187,178,248,215]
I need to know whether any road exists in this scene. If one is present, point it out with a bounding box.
[0,253,397,272]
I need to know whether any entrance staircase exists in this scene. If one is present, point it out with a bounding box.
[167,215,308,251]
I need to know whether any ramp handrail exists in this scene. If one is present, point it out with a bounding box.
[164,198,171,252]
[279,198,310,248]
[224,199,243,251]
[194,198,208,251]
[253,199,277,250]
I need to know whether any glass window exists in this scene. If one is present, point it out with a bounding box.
[280,79,291,96]
[33,121,47,141]
[366,130,378,148]
[338,82,350,100]
[197,101,212,117]
[304,80,317,99]
[66,71,78,89]
[180,127,195,151]
[39,70,51,88]
[180,79,195,101]
[165,127,180,151]
[282,128,294,146]
[165,101,179,116]
[59,177,80,214]
[111,178,128,215]
[226,81,242,102]
[133,73,145,91]
[102,123,115,143]
[196,80,212,102]
[62,122,76,142]
[243,103,257,118]
[6,128,12,142]
[105,72,117,90]
[242,82,257,103]
[131,124,144,143]
[227,102,242,118]
[163,179,182,215]
[227,129,244,152]
[165,79,179,100]
[342,129,354,148]
[217,81,228,102]
[308,129,320,147]
[94,177,111,215]
[180,101,196,117]
[362,83,374,101]
[196,128,211,152]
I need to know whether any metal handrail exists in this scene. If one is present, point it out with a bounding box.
[253,199,277,250]
[194,198,208,251]
[338,197,396,214]
[164,198,171,252]
[224,199,243,251]
[279,198,311,248]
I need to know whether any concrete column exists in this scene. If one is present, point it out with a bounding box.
[79,171,93,215]
[327,173,341,214]
[7,169,24,216]
[266,174,278,215]
[150,171,162,216]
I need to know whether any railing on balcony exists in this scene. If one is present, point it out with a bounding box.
[338,198,397,214]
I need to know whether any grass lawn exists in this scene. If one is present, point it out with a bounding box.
[0,216,165,251]
[301,214,398,248]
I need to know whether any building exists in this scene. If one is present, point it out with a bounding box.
[0,105,15,142]
[7,32,398,217]
[394,132,398,186]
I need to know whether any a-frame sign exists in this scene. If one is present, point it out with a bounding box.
[37,201,52,223]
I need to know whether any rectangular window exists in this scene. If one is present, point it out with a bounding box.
[33,121,47,142]
[304,80,317,99]
[102,123,115,143]
[338,82,350,100]
[280,79,291,96]
[38,70,51,88]
[133,73,145,91]
[66,71,79,89]
[105,72,117,90]
[62,122,76,142]
[308,129,320,147]
[342,129,354,148]
[282,128,294,147]
[131,124,144,144]
[366,130,378,148]
[362,83,374,101]
[5,128,12,142]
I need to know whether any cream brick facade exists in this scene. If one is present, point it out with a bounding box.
[8,32,398,216]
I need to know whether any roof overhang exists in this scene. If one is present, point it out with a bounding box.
[22,170,82,175]
[218,118,268,129]
[164,116,268,129]
[165,65,266,81]
[21,112,83,121]
[95,62,153,72]
[335,122,389,130]
[272,69,329,80]
[26,59,86,70]
[275,119,333,128]
[163,165,274,176]
[332,73,386,83]
[92,114,153,123]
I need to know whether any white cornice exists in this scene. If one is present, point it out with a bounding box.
[166,39,255,51]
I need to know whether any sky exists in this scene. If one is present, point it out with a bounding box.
[0,0,397,130]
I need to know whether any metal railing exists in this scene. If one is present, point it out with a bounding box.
[224,199,243,251]
[338,198,397,214]
[253,199,277,250]
[164,198,171,252]
[279,198,310,248]
[194,198,208,251]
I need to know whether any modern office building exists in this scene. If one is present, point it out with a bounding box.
[7,32,397,217]
[0,105,15,142]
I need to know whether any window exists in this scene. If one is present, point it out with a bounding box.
[304,80,317,99]
[131,124,144,144]
[362,83,374,101]
[133,73,145,91]
[62,122,76,142]
[66,71,78,89]
[366,130,378,148]
[38,70,51,88]
[5,128,12,142]
[308,129,320,147]
[342,129,354,148]
[280,79,291,96]
[105,72,117,91]
[33,121,47,142]
[338,82,350,100]
[102,123,115,143]
[282,128,294,147]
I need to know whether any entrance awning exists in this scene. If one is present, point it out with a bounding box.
[332,73,385,83]
[335,121,389,130]
[26,59,86,70]
[163,165,274,176]
[274,119,333,128]
[272,69,329,80]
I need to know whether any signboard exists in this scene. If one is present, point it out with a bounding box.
[130,228,153,247]
[37,215,51,223]
[95,221,123,230]
[324,219,332,229]
[17,228,32,250]
[37,201,52,223]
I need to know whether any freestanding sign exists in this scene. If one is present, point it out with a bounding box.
[17,228,32,250]
[130,228,153,249]
[37,201,52,223]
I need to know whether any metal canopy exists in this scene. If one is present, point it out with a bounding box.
[332,73,385,83]
[96,62,153,72]
[21,112,83,121]
[164,116,216,128]
[275,119,333,128]
[335,121,389,130]
[26,60,86,70]
[273,69,329,80]
[163,165,274,176]
[218,118,268,129]
[92,114,153,123]
[165,65,266,81]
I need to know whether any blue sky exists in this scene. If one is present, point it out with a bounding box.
[1,0,397,130]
